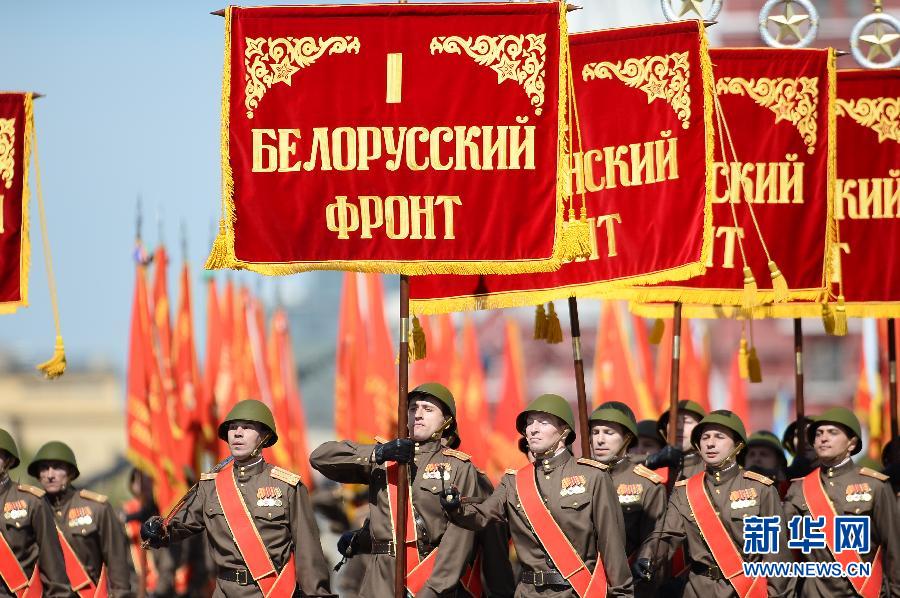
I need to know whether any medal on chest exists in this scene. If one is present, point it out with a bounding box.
[256,486,283,507]
[68,506,93,527]
[846,482,872,502]
[616,483,643,504]
[728,487,758,509]
[560,475,587,496]
[422,462,451,480]
[3,500,27,520]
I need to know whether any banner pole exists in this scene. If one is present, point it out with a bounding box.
[568,297,591,457]
[794,318,806,453]
[667,302,682,446]
[889,319,898,439]
[394,274,410,598]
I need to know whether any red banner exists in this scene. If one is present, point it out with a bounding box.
[631,48,836,311]
[0,93,32,314]
[206,3,570,275]
[410,21,714,313]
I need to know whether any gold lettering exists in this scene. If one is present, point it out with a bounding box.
[454,126,481,171]
[276,129,303,172]
[436,195,462,239]
[595,213,623,257]
[383,127,407,172]
[409,196,436,240]
[357,127,382,171]
[384,195,410,239]
[326,196,360,239]
[656,132,679,182]
[406,127,430,171]
[509,126,535,170]
[779,155,804,204]
[583,149,604,192]
[831,242,850,284]
[251,129,278,172]
[858,178,882,219]
[754,163,778,204]
[481,126,509,171]
[331,127,357,171]
[884,177,900,218]
[430,127,453,170]
[359,196,384,239]
[0,194,3,233]
[386,53,402,104]
[707,225,745,269]
[603,145,630,189]
[304,128,332,171]
[630,142,654,186]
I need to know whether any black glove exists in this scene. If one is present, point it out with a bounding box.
[785,454,815,480]
[644,445,683,470]
[140,515,168,548]
[631,557,652,582]
[337,530,358,558]
[439,485,462,512]
[374,438,415,464]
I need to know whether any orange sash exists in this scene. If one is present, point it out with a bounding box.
[56,527,108,598]
[801,471,883,598]
[514,463,607,598]
[0,529,31,596]
[685,473,766,598]
[215,463,297,597]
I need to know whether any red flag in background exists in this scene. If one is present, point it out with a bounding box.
[126,264,157,481]
[172,261,201,477]
[335,273,367,441]
[655,320,710,414]
[489,318,528,478]
[245,292,278,462]
[214,281,238,460]
[728,352,749,426]
[593,302,657,421]
[364,274,396,439]
[457,316,490,469]
[198,276,221,462]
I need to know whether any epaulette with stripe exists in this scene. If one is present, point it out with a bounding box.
[442,448,471,462]
[674,479,689,487]
[200,472,218,481]
[743,470,774,486]
[633,464,664,484]
[577,457,608,470]
[271,466,301,486]
[505,469,518,476]
[18,484,44,498]
[79,489,108,503]
[860,467,889,482]
[374,436,389,445]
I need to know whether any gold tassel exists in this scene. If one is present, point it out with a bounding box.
[649,318,665,345]
[204,227,231,270]
[832,295,848,336]
[409,316,427,360]
[747,346,762,383]
[533,304,548,340]
[546,303,563,344]
[738,336,749,380]
[822,301,836,335]
[742,267,758,309]
[36,335,66,380]
[561,212,592,261]
[768,260,789,303]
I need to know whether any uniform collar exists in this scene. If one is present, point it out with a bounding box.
[47,485,76,508]
[821,457,854,480]
[683,451,701,465]
[607,455,631,475]
[413,438,442,456]
[536,448,572,474]
[706,461,740,486]
[235,457,266,481]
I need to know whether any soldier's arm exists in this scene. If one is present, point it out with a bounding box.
[780,480,804,520]
[30,498,74,597]
[447,474,512,531]
[419,462,480,598]
[591,471,633,598]
[97,501,137,597]
[872,481,900,597]
[309,440,377,484]
[290,480,333,596]
[165,481,208,543]
[638,488,687,567]
[639,482,667,558]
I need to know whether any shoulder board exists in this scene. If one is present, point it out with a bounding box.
[442,448,471,462]
[373,436,389,445]
[674,479,689,488]
[743,470,774,486]
[270,466,301,486]
[505,469,518,476]
[577,457,608,470]
[633,464,664,485]
[200,472,218,481]
[860,467,889,482]
[79,489,108,503]
[17,484,44,498]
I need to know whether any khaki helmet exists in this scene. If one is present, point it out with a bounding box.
[781,417,813,457]
[589,401,638,448]
[218,399,278,447]
[657,400,707,441]
[807,407,862,455]
[746,431,787,469]
[516,394,577,445]
[409,382,458,442]
[28,441,80,480]
[637,419,660,440]
[691,409,748,449]
[0,428,20,470]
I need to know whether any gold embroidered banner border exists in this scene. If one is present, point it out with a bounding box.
[0,92,33,315]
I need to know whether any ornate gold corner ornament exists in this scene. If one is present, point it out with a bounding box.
[430,33,547,116]
[835,96,900,143]
[582,51,693,129]
[715,76,819,153]
[0,118,15,190]
[243,36,361,119]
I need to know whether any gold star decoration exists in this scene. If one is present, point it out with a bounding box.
[491,55,521,85]
[860,22,900,61]
[677,0,706,18]
[640,75,669,102]
[270,58,299,85]
[873,118,897,143]
[767,1,810,43]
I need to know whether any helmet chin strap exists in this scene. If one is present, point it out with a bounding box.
[249,433,272,458]
[532,428,570,460]
[711,441,744,469]
[429,418,453,442]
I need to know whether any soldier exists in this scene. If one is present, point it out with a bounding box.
[310,382,482,597]
[29,441,135,597]
[589,402,665,598]
[635,410,794,598]
[0,428,71,597]
[644,400,708,482]
[441,394,633,597]
[743,431,789,498]
[783,407,900,597]
[781,417,817,479]
[629,420,666,459]
[140,399,332,597]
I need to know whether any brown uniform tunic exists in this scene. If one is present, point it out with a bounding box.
[0,476,71,597]
[46,486,135,597]
[606,456,666,598]
[640,463,794,598]
[677,451,705,482]
[782,459,900,597]
[474,470,516,598]
[310,438,478,598]
[163,458,331,597]
[448,449,633,598]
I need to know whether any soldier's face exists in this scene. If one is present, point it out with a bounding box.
[813,425,856,461]
[745,446,779,471]
[407,397,447,442]
[38,461,72,494]
[525,413,567,454]
[590,423,628,462]
[227,420,265,460]
[630,436,665,456]
[677,413,700,451]
[698,425,737,467]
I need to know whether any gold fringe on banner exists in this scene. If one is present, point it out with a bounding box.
[649,318,665,345]
[546,302,563,344]
[534,304,548,340]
